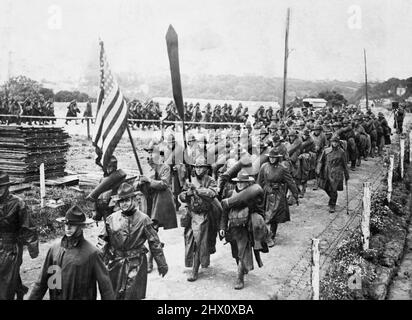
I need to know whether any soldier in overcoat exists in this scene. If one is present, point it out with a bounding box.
[316,136,350,213]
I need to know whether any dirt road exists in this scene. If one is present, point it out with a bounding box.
[19,109,411,300]
[20,153,389,300]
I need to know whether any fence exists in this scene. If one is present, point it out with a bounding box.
[308,128,411,300]
[0,114,245,140]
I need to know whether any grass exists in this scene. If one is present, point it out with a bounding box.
[24,185,94,242]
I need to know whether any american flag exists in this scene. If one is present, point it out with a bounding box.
[92,40,128,172]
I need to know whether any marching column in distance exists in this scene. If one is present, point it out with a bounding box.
[0,172,39,300]
[220,170,268,290]
[98,182,168,300]
[316,136,350,213]
[257,148,299,247]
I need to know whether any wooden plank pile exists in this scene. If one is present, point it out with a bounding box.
[0,125,70,182]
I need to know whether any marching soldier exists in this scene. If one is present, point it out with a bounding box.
[316,136,350,213]
[311,125,327,190]
[257,148,299,247]
[179,158,220,282]
[394,104,405,134]
[98,182,168,300]
[82,100,94,124]
[29,206,114,300]
[220,170,268,290]
[65,100,80,125]
[297,129,316,198]
[0,172,39,300]
[134,151,177,273]
[285,130,302,204]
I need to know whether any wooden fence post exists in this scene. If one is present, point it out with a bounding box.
[86,118,91,140]
[387,155,394,203]
[400,137,405,179]
[40,163,45,208]
[311,238,320,300]
[361,182,371,251]
[409,130,412,163]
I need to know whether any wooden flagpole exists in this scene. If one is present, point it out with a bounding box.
[364,49,369,110]
[281,8,290,120]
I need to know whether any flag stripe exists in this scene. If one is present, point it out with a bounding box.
[101,95,125,145]
[93,87,119,147]
[102,101,127,166]
[101,89,123,142]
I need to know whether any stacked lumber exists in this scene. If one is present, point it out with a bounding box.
[0,125,70,182]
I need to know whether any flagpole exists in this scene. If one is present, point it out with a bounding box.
[126,119,143,175]
[281,8,290,120]
[364,48,369,111]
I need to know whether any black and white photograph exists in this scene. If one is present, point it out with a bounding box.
[0,0,411,307]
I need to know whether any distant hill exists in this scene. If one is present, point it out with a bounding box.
[78,72,362,103]
[351,77,412,103]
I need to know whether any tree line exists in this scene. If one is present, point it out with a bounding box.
[0,76,94,102]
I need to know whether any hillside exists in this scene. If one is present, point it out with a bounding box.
[79,72,361,102]
[351,77,412,103]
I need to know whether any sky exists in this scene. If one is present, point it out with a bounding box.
[1,0,412,85]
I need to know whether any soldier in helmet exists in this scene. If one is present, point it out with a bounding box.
[179,158,219,282]
[134,150,177,273]
[257,148,299,247]
[98,183,168,300]
[394,104,405,134]
[220,170,268,290]
[88,155,127,222]
[285,130,302,204]
[311,125,327,190]
[297,129,316,198]
[164,133,186,210]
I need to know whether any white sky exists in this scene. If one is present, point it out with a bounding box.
[1,0,411,84]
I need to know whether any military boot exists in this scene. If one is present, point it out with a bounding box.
[313,178,318,191]
[300,183,307,198]
[187,257,200,282]
[234,262,245,290]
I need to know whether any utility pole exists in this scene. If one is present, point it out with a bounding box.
[281,8,291,119]
[364,48,369,110]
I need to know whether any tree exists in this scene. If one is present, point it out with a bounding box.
[39,87,54,100]
[318,90,347,107]
[1,75,43,100]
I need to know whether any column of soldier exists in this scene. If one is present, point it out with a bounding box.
[0,97,95,125]
[129,100,251,129]
[0,104,395,300]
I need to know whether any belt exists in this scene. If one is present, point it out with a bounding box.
[113,247,148,259]
[268,183,283,189]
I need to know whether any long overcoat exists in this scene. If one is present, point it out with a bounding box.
[179,174,219,268]
[99,209,167,300]
[138,163,177,230]
[0,193,38,300]
[316,147,349,192]
[29,234,114,300]
[257,162,299,225]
